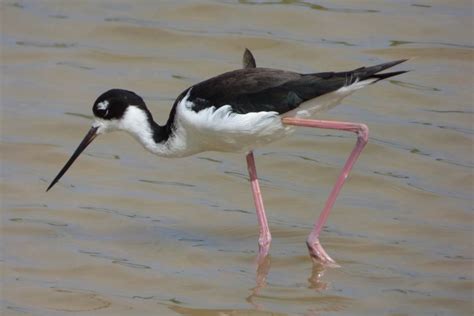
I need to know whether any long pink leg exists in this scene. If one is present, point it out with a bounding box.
[246,151,272,258]
[282,117,369,265]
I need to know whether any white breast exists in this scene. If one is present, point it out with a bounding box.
[165,91,292,156]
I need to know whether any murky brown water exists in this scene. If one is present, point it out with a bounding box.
[1,1,473,315]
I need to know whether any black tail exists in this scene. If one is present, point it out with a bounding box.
[350,59,409,83]
[371,70,409,82]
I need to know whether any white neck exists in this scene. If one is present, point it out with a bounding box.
[95,106,177,157]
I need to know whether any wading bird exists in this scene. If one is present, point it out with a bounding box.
[47,49,407,264]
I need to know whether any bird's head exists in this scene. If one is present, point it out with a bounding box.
[47,89,152,191]
[92,89,150,134]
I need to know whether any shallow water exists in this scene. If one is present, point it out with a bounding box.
[1,0,473,315]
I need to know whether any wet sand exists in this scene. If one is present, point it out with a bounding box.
[1,1,473,315]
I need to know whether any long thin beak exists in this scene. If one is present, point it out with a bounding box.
[46,126,99,192]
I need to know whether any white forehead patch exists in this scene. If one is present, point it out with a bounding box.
[97,100,109,110]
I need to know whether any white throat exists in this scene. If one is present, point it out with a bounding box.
[93,106,175,157]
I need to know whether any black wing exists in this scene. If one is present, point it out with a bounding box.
[165,59,407,128]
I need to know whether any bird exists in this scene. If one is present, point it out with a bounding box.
[47,49,407,265]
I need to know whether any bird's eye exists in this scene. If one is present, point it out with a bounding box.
[97,100,109,111]
[94,100,110,118]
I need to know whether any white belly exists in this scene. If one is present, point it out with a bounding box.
[168,102,293,157]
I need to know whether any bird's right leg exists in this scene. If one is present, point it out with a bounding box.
[282,117,369,265]
[246,151,272,258]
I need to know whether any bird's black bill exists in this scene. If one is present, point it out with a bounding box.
[46,126,99,192]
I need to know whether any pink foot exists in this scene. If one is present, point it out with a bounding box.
[246,151,273,259]
[257,234,271,260]
[306,237,340,267]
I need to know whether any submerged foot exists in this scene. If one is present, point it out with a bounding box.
[257,235,271,261]
[306,238,340,268]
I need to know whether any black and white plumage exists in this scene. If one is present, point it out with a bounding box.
[47,53,407,191]
[93,59,407,156]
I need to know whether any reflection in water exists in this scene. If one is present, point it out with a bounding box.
[3,0,472,314]
[247,255,330,310]
[307,263,329,291]
[246,254,272,309]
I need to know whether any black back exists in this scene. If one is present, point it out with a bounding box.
[150,57,407,140]
[176,69,346,115]
[170,59,406,118]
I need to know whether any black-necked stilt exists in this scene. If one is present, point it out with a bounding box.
[47,49,407,265]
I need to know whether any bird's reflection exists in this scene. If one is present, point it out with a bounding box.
[308,263,329,291]
[246,254,330,309]
[246,254,271,309]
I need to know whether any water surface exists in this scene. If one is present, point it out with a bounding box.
[1,0,473,315]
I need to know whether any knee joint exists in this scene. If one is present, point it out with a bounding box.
[357,124,369,143]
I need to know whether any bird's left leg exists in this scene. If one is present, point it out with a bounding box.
[246,151,272,258]
[282,117,369,265]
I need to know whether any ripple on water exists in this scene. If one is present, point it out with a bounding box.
[238,0,379,14]
[78,250,151,270]
[16,40,76,49]
[2,1,473,315]
[139,179,196,188]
